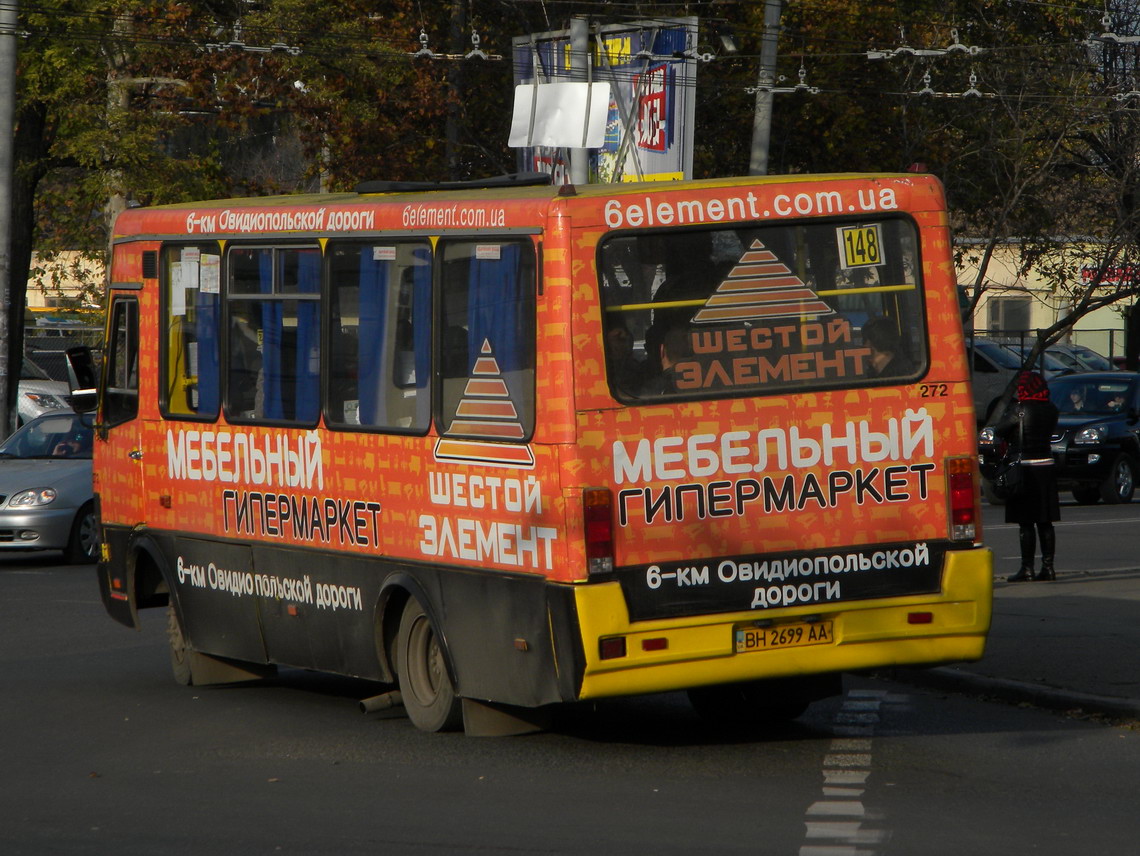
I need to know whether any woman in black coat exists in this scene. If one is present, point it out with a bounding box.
[994,370,1060,581]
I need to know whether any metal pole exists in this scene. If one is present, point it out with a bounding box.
[444,0,466,180]
[0,0,20,439]
[569,16,589,185]
[748,0,782,176]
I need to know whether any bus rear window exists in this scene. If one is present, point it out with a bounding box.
[598,218,926,401]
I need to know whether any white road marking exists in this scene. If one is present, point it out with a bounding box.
[800,689,906,855]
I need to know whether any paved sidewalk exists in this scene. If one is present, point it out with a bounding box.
[895,567,1140,720]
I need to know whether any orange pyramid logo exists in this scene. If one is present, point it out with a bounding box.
[433,338,535,468]
[691,239,835,324]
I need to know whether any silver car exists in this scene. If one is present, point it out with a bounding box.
[0,411,98,563]
[19,357,71,425]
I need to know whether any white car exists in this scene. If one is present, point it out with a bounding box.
[19,357,71,425]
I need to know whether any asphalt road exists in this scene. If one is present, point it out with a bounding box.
[2,504,1139,856]
[981,494,1140,576]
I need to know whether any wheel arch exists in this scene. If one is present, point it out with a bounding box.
[374,573,458,690]
[64,500,99,564]
[128,531,175,616]
[1102,448,1139,503]
[1115,430,1140,460]
[99,528,173,629]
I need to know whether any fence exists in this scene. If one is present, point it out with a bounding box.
[24,323,104,383]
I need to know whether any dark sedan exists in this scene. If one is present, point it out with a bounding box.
[1047,372,1140,504]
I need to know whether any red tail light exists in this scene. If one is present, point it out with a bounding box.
[583,487,614,575]
[946,456,979,541]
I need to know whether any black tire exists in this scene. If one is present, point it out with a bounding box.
[1072,486,1101,505]
[63,502,99,564]
[1099,454,1136,504]
[167,604,194,686]
[396,598,462,733]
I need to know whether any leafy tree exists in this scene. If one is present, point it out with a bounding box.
[14,0,1140,388]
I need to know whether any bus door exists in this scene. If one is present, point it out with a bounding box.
[99,294,144,520]
[96,293,146,623]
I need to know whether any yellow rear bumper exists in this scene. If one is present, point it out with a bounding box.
[573,547,993,700]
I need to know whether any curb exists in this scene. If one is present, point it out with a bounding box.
[887,666,1140,721]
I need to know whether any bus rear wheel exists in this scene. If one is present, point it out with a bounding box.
[396,598,462,732]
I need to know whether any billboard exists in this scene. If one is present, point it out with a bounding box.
[511,18,698,183]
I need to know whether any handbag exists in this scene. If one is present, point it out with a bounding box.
[992,456,1023,499]
[991,409,1025,500]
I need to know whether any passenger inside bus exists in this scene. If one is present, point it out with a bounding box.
[328,325,360,423]
[639,324,691,396]
[228,311,263,417]
[862,315,916,379]
[605,316,649,394]
[442,324,469,377]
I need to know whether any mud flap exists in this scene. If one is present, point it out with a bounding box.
[186,651,277,686]
[461,698,552,737]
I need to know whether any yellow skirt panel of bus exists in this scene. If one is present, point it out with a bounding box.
[573,547,993,700]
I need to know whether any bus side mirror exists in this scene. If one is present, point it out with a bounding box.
[65,345,99,414]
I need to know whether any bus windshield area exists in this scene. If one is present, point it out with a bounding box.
[598,217,925,401]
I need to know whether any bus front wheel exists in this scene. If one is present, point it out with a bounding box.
[396,598,462,732]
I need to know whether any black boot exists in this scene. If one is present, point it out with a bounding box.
[1034,525,1056,581]
[1009,525,1035,582]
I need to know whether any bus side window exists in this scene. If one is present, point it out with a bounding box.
[326,242,431,431]
[161,244,220,418]
[225,246,321,425]
[104,297,139,427]
[437,240,536,440]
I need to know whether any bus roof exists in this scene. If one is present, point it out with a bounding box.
[112,172,945,241]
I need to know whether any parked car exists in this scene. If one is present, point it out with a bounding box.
[0,411,98,562]
[1020,344,1085,375]
[1048,372,1140,504]
[18,357,71,425]
[1050,343,1116,372]
[969,338,1021,425]
[969,338,1066,425]
[996,343,1072,377]
[1004,342,1115,375]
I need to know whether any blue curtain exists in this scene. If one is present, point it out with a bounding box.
[412,247,431,390]
[253,250,319,422]
[294,252,321,422]
[195,291,220,414]
[356,249,389,424]
[258,252,283,419]
[467,244,522,370]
